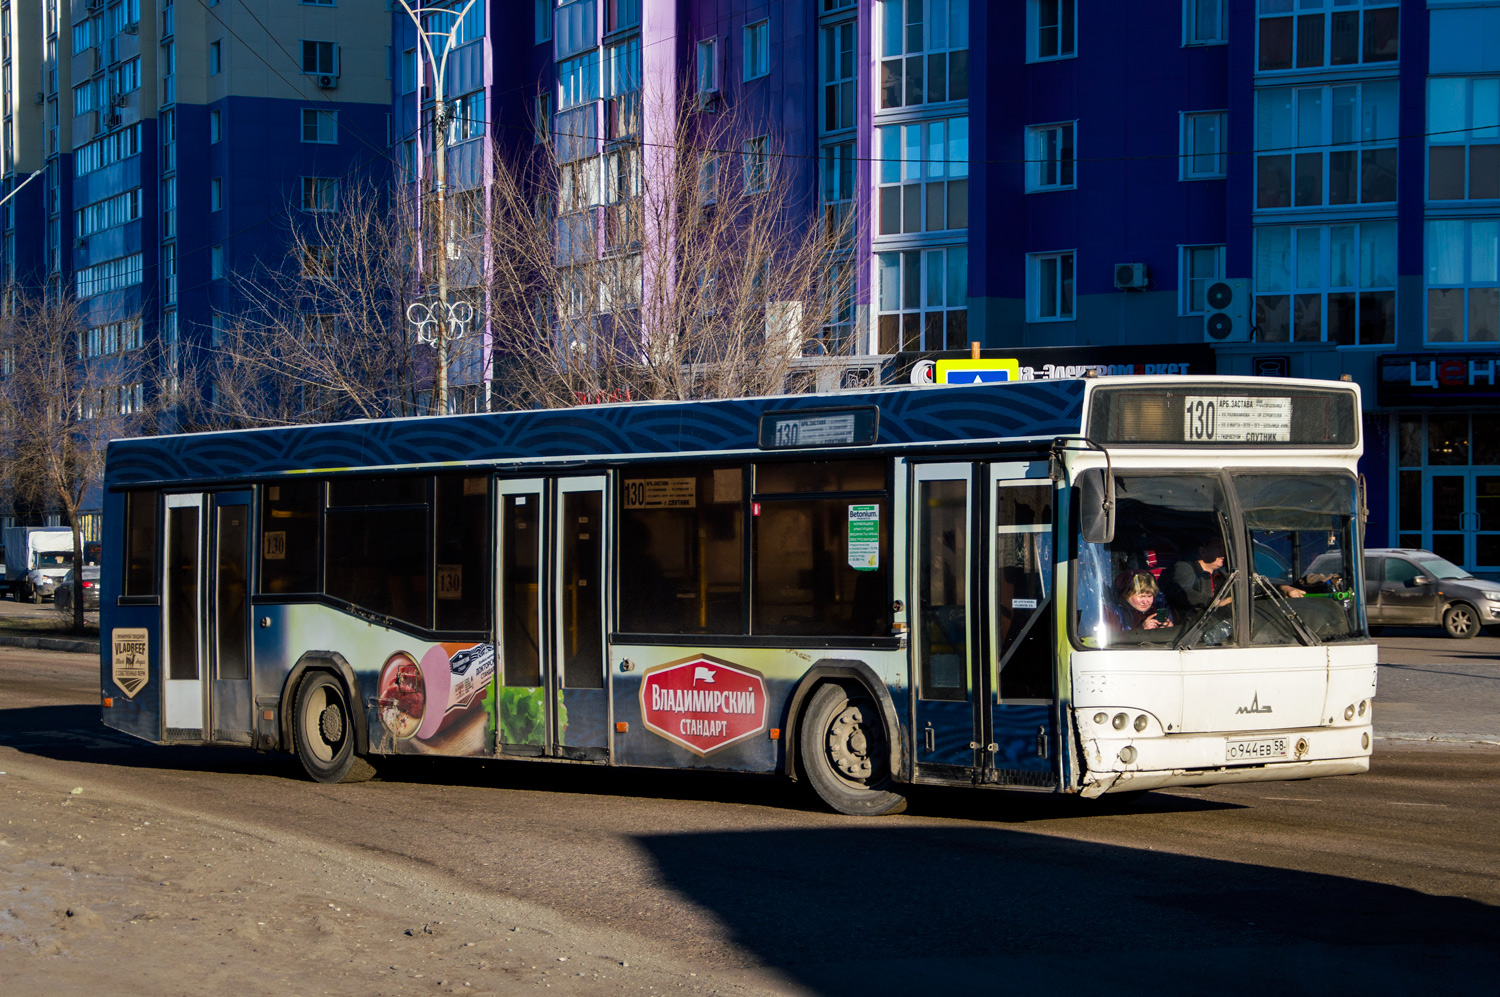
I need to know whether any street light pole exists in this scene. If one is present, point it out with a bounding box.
[397,0,479,414]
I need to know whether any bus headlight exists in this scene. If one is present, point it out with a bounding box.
[1112,713,1128,730]
[1133,714,1148,732]
[1094,712,1108,725]
[1119,746,1137,764]
[1358,700,1367,717]
[1344,705,1355,721]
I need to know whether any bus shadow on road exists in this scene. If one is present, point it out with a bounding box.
[636,825,1500,995]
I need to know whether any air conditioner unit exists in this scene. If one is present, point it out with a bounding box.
[124,22,139,35]
[1114,262,1148,290]
[86,0,102,10]
[33,91,44,104]
[317,74,338,90]
[1203,278,1252,343]
[696,90,720,112]
[110,92,127,107]
[74,237,87,249]
[104,110,121,129]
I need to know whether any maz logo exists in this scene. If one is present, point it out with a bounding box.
[1236,692,1273,715]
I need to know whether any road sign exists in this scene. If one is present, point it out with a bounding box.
[935,358,1023,384]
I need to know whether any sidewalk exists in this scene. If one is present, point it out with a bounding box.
[0,595,99,654]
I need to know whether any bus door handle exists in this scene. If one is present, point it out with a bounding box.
[1036,726,1048,758]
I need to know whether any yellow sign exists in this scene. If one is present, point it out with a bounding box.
[934,358,1022,384]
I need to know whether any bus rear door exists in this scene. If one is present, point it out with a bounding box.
[161,491,253,743]
[495,477,610,761]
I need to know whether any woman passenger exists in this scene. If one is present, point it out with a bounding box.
[1111,569,1175,631]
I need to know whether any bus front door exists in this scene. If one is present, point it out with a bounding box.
[161,491,253,743]
[495,477,610,761]
[985,464,1057,787]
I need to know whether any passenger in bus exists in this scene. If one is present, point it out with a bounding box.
[1110,570,1175,631]
[1161,540,1227,616]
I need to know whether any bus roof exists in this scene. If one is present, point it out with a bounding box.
[103,375,1358,489]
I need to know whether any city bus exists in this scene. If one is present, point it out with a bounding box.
[99,375,1376,816]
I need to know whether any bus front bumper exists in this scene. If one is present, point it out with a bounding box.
[1078,722,1373,797]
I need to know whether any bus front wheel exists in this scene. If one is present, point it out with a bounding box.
[799,682,907,817]
[293,672,375,784]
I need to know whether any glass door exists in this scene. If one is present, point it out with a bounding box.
[1426,471,1500,573]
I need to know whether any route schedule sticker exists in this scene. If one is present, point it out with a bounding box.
[639,656,768,756]
[848,504,880,571]
[1184,396,1292,442]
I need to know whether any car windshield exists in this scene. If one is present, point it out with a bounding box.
[1413,556,1471,580]
[1074,472,1365,649]
[39,552,73,567]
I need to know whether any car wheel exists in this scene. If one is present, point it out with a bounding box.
[1443,603,1479,639]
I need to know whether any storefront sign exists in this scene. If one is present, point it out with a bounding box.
[891,344,1216,386]
[1377,353,1500,407]
[639,656,767,756]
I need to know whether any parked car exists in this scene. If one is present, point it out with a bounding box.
[53,566,100,617]
[1309,548,1500,639]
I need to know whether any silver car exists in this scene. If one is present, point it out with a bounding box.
[53,566,101,617]
[1313,548,1500,639]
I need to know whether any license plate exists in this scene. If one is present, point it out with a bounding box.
[1225,736,1289,761]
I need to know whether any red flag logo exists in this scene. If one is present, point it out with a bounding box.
[639,656,768,756]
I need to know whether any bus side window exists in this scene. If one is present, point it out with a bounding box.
[123,490,160,597]
[435,475,490,632]
[259,480,321,595]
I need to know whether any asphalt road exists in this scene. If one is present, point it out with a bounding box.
[1,637,1497,995]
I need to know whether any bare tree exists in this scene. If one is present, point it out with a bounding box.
[204,180,472,427]
[0,291,155,631]
[485,84,861,409]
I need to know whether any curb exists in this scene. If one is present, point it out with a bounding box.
[0,633,100,655]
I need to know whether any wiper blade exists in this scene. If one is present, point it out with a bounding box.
[1254,572,1321,646]
[1175,569,1238,651]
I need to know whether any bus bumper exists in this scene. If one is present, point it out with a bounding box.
[1077,722,1373,798]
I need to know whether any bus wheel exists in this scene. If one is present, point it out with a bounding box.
[799,682,907,817]
[293,672,375,784]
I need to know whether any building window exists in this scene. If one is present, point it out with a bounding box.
[1427,220,1499,344]
[1254,222,1395,344]
[211,244,224,279]
[1028,251,1075,322]
[209,108,221,142]
[301,40,337,75]
[1255,81,1397,210]
[1181,111,1226,180]
[1257,0,1398,73]
[821,20,856,133]
[301,108,337,143]
[879,0,969,109]
[878,247,968,352]
[697,37,718,94]
[606,0,641,33]
[821,141,855,245]
[1186,0,1226,45]
[210,177,222,211]
[534,91,552,144]
[209,40,221,75]
[558,53,598,109]
[604,36,641,97]
[1428,77,1500,201]
[1026,121,1075,191]
[1028,0,1075,62]
[877,117,969,234]
[534,0,551,44]
[401,48,417,93]
[448,91,485,141]
[301,176,338,213]
[744,20,769,81]
[742,136,768,194]
[1180,244,1225,315]
[556,0,595,59]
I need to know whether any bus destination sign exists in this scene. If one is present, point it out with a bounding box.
[639,656,768,756]
[1183,396,1292,443]
[759,406,878,450]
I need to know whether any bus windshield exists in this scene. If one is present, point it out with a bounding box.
[1075,472,1364,649]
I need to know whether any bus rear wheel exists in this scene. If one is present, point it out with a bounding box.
[799,682,907,817]
[293,672,375,784]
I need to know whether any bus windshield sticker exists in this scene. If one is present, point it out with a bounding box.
[639,656,768,757]
[1184,396,1292,443]
[624,477,697,509]
[111,628,149,699]
[263,530,286,560]
[848,504,880,571]
[1012,598,1038,610]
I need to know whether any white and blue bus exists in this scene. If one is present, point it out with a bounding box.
[99,375,1376,815]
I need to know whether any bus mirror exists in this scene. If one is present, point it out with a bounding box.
[1078,468,1114,545]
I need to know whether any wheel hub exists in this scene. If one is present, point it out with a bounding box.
[319,704,344,744]
[826,704,875,781]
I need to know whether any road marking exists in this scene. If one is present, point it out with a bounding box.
[1387,801,1449,808]
[1260,796,1322,802]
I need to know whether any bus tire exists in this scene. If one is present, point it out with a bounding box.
[798,682,907,817]
[293,671,375,784]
